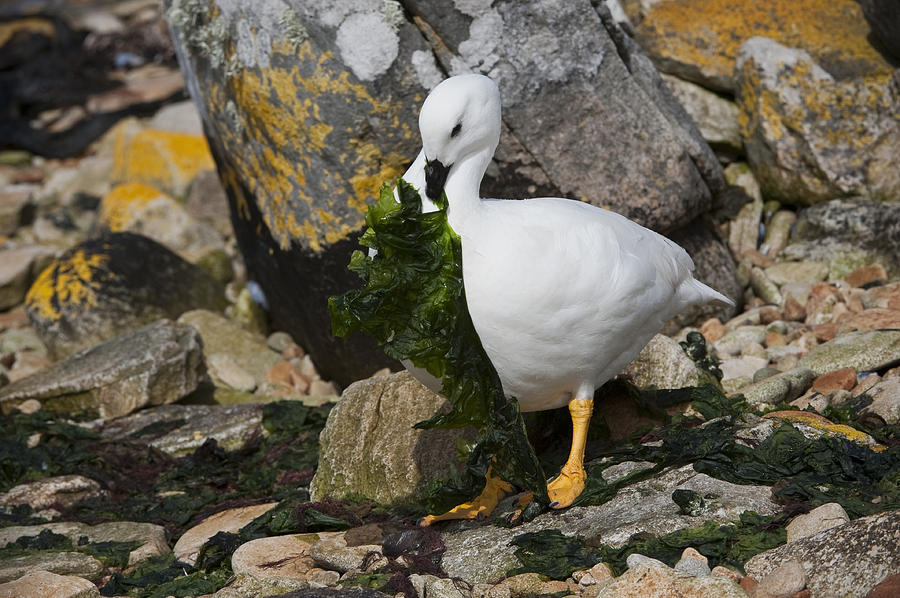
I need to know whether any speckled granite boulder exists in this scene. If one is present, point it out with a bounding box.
[162,0,728,386]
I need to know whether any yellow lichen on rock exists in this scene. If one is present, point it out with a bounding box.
[202,39,412,252]
[637,0,895,91]
[26,251,108,321]
[99,183,174,232]
[111,129,215,197]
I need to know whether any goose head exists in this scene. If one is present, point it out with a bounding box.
[419,74,502,201]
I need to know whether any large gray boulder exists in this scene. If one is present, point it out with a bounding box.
[162,0,730,386]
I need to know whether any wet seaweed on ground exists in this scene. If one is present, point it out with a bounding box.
[100,553,232,598]
[329,178,548,508]
[0,528,141,569]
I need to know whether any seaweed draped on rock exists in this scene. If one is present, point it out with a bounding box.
[162,0,734,387]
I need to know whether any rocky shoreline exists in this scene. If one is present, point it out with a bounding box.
[2,0,900,597]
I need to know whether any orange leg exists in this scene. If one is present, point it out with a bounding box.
[546,397,593,508]
[418,467,512,526]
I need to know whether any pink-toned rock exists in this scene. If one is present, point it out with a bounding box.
[845,264,887,288]
[866,574,900,598]
[765,332,787,348]
[862,282,900,310]
[711,565,743,583]
[751,559,806,598]
[699,317,727,343]
[783,297,807,322]
[812,368,857,393]
[231,534,321,581]
[839,309,900,334]
[805,283,842,326]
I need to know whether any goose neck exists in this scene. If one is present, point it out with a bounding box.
[445,146,492,231]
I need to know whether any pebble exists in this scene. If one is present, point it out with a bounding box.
[811,368,857,393]
[786,503,849,543]
[845,263,887,288]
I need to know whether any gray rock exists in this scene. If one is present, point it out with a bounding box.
[440,463,779,583]
[736,368,815,409]
[0,520,169,567]
[674,555,711,577]
[715,327,767,357]
[622,334,716,390]
[752,559,806,598]
[266,331,296,354]
[149,100,204,135]
[0,570,99,598]
[860,377,900,425]
[100,403,264,457]
[780,241,878,283]
[207,352,257,392]
[183,169,233,240]
[0,552,103,584]
[0,475,104,510]
[24,233,226,360]
[268,588,391,598]
[0,320,205,419]
[661,74,742,158]
[162,0,725,388]
[310,372,475,506]
[785,503,849,543]
[797,330,900,377]
[792,199,900,278]
[178,309,281,392]
[0,327,47,356]
[213,573,309,598]
[744,510,900,598]
[0,246,54,311]
[735,37,900,205]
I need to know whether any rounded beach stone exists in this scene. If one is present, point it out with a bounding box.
[25,232,226,359]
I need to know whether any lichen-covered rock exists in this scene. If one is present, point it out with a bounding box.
[797,330,900,377]
[309,371,475,506]
[163,0,727,386]
[98,182,224,260]
[633,0,894,93]
[735,37,900,205]
[0,320,205,418]
[110,128,215,197]
[24,232,225,358]
[730,368,814,409]
[744,510,900,597]
[0,569,99,598]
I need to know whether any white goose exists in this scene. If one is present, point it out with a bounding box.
[401,74,733,524]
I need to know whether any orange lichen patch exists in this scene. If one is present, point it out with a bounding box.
[203,40,414,252]
[99,183,174,231]
[111,130,215,197]
[763,410,883,449]
[0,17,55,47]
[25,250,108,320]
[638,0,894,90]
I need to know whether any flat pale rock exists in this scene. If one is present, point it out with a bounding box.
[798,330,900,377]
[859,377,900,425]
[231,534,323,581]
[786,503,849,543]
[173,502,278,566]
[0,319,205,418]
[0,570,99,598]
[744,510,900,597]
[0,552,103,584]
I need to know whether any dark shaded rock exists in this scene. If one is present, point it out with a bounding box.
[861,0,900,62]
[0,246,53,311]
[0,319,205,418]
[735,38,900,205]
[24,232,225,359]
[163,0,725,386]
[310,371,475,506]
[744,510,900,597]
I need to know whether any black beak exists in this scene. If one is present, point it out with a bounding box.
[424,159,451,200]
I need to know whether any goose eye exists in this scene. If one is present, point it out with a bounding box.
[450,122,462,138]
